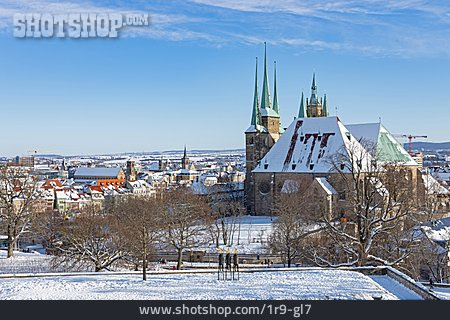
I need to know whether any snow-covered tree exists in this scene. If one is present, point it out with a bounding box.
[310,140,423,267]
[55,204,128,272]
[0,166,40,258]
[162,187,211,270]
[208,198,244,247]
[115,195,164,280]
[269,179,323,267]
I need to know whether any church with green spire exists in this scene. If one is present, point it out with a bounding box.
[245,43,332,213]
[244,44,421,216]
[245,43,283,213]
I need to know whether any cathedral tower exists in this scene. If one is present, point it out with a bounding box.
[245,44,282,214]
[181,146,190,170]
[126,160,137,182]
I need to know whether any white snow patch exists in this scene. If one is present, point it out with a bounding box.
[369,275,422,300]
[0,269,400,300]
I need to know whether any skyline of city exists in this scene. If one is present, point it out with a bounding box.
[0,0,449,156]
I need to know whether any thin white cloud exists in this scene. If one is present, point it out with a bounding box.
[1,0,449,56]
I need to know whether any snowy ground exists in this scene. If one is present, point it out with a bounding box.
[0,250,55,274]
[369,275,422,300]
[201,215,275,255]
[0,269,416,300]
[430,286,450,300]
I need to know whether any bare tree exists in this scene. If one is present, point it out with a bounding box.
[209,198,244,247]
[162,187,211,270]
[55,204,128,272]
[401,230,449,283]
[0,166,40,258]
[310,140,422,267]
[31,209,65,253]
[269,179,323,267]
[116,195,163,280]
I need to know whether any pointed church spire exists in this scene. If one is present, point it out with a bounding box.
[323,93,328,116]
[183,145,187,158]
[312,73,316,91]
[260,42,272,111]
[310,73,318,105]
[250,57,261,127]
[298,92,307,118]
[272,61,279,114]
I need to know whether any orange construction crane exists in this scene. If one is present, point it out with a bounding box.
[393,134,427,155]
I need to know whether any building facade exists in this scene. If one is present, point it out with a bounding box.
[244,45,421,215]
[245,44,283,213]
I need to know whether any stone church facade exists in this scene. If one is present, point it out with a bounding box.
[244,45,422,215]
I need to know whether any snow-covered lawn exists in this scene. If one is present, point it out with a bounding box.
[0,269,413,300]
[0,250,56,274]
[202,215,275,254]
[369,275,422,300]
[431,286,450,300]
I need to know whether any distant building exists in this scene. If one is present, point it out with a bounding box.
[13,156,35,167]
[126,180,154,196]
[181,146,195,170]
[73,167,125,187]
[126,160,137,181]
[412,152,424,168]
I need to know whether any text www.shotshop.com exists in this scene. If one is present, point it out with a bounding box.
[139,303,312,318]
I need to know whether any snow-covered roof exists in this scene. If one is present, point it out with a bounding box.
[176,168,199,175]
[422,217,450,243]
[253,116,370,173]
[260,107,279,117]
[127,180,151,188]
[74,167,121,178]
[147,162,160,171]
[245,124,268,133]
[315,177,337,195]
[423,174,449,195]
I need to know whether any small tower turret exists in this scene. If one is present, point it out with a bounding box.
[306,73,324,117]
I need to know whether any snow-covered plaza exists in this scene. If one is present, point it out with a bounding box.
[0,268,425,300]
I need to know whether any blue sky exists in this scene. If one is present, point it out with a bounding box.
[0,0,449,156]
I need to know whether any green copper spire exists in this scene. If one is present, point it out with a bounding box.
[250,57,261,127]
[310,73,318,105]
[298,92,307,118]
[260,42,272,111]
[323,93,328,116]
[272,61,279,114]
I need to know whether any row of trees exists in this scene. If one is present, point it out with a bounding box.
[0,165,247,280]
[34,188,212,279]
